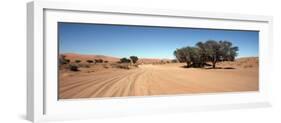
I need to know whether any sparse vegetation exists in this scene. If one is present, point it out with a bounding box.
[69,64,79,71]
[111,63,138,70]
[114,63,130,69]
[65,59,70,63]
[160,60,166,64]
[75,60,81,63]
[86,60,94,64]
[95,59,103,63]
[120,57,131,63]
[171,59,178,63]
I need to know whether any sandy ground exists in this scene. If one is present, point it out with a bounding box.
[59,63,258,99]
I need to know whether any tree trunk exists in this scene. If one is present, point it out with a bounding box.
[212,61,216,68]
[186,62,190,68]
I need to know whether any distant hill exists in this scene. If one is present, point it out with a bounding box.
[218,57,259,68]
[61,53,120,63]
[138,58,172,64]
[60,53,173,63]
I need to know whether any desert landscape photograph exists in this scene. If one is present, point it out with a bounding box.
[58,22,259,99]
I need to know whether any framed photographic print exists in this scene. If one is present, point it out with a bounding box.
[27,0,273,122]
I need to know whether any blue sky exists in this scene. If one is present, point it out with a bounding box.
[59,22,259,59]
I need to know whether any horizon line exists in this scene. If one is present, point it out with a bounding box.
[60,52,259,60]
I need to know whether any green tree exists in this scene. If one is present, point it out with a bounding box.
[120,58,131,63]
[175,40,239,69]
[174,48,186,63]
[196,40,238,68]
[130,56,139,64]
[199,40,222,68]
[174,46,201,67]
[219,41,238,61]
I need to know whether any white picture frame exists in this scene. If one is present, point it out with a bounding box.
[27,0,273,122]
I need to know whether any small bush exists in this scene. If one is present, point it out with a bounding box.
[111,63,139,70]
[118,64,130,69]
[111,63,130,69]
[160,60,166,64]
[65,59,70,64]
[100,59,104,63]
[75,60,81,63]
[171,59,178,63]
[120,58,131,63]
[69,64,79,71]
[86,60,94,64]
[95,59,104,63]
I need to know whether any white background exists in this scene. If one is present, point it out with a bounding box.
[0,0,280,123]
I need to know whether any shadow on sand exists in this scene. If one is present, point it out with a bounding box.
[180,65,236,70]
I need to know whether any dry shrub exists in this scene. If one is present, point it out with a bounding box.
[111,63,138,70]
[115,64,130,69]
[69,64,79,71]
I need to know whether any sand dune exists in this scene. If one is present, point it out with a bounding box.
[61,53,173,64]
[218,57,258,68]
[59,58,258,99]
[62,53,120,62]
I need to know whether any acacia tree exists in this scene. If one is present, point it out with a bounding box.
[130,56,139,64]
[196,40,239,68]
[219,41,238,61]
[174,46,202,67]
[174,49,186,63]
[174,48,190,67]
[174,40,238,69]
[197,40,221,68]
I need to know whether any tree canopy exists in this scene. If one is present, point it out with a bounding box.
[130,56,139,64]
[120,57,131,63]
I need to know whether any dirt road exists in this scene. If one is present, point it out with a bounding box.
[59,63,258,99]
